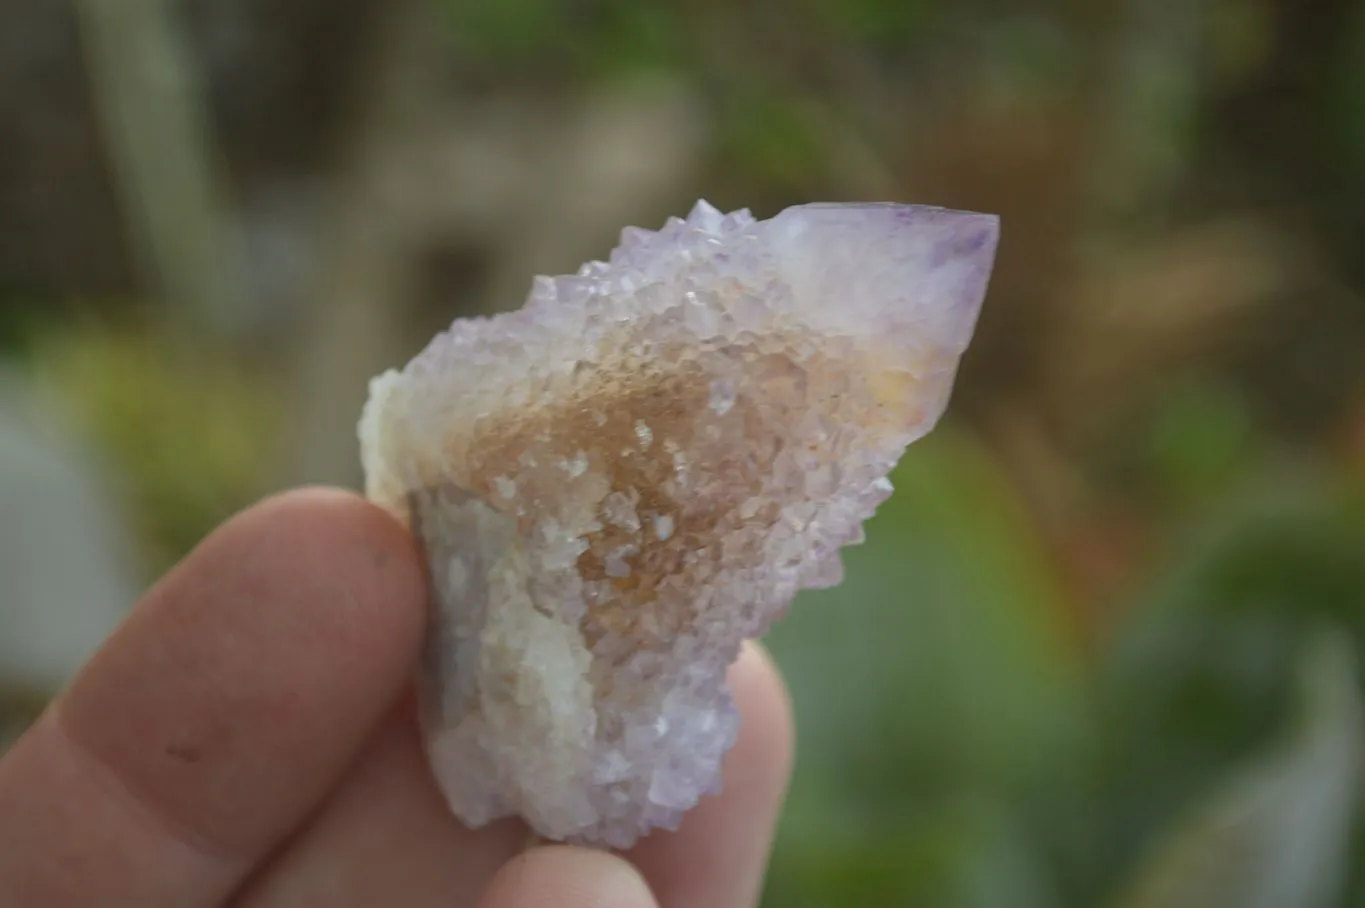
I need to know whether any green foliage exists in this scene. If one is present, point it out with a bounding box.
[440,0,683,78]
[1140,378,1262,508]
[809,0,930,50]
[763,427,1365,906]
[769,793,1058,908]
[573,4,683,81]
[0,296,57,360]
[764,429,1083,907]
[716,93,831,195]
[1114,633,1361,908]
[1072,479,1365,904]
[439,0,566,64]
[34,325,281,573]
[1331,3,1365,175]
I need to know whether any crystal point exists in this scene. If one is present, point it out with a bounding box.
[359,200,998,846]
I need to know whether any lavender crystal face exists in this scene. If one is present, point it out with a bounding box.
[358,200,998,847]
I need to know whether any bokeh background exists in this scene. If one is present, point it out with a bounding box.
[3,1,1365,905]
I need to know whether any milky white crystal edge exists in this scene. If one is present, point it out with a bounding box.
[359,200,998,847]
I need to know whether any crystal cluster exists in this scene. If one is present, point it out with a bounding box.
[358,200,998,847]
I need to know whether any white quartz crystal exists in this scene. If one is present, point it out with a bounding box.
[359,200,998,847]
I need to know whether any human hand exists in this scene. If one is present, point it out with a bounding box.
[0,489,793,907]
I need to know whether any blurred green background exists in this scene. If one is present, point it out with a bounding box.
[3,0,1365,905]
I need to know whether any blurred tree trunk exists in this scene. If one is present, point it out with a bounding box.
[285,0,447,489]
[74,0,243,336]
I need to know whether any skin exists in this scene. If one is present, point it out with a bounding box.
[0,488,794,908]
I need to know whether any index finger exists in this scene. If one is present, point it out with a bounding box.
[0,488,428,907]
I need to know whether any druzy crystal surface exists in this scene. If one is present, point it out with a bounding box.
[358,200,998,847]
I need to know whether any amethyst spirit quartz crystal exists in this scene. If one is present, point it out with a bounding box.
[358,201,999,848]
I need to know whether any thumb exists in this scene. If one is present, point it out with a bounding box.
[478,846,659,908]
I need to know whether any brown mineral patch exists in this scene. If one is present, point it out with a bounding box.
[420,320,917,687]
